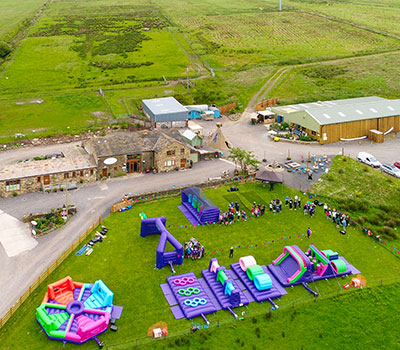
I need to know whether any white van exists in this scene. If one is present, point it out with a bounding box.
[357,152,381,168]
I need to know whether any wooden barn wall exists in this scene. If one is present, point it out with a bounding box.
[378,115,400,133]
[319,115,400,144]
[320,119,378,144]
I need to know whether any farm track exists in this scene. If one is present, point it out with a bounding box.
[0,0,54,80]
[245,48,400,115]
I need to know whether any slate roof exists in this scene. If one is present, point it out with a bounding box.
[85,130,188,158]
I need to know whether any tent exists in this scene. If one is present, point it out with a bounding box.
[207,123,233,150]
[255,170,283,184]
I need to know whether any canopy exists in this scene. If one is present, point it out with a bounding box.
[255,170,283,183]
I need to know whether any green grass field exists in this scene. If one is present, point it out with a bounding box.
[1,0,400,140]
[311,156,400,241]
[270,52,400,104]
[1,182,400,349]
[0,0,47,40]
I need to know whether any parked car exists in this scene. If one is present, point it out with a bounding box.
[393,161,400,169]
[380,164,400,178]
[357,152,381,168]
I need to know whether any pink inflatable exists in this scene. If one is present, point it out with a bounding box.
[239,256,257,272]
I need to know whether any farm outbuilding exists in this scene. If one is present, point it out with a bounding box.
[181,129,203,147]
[271,96,400,144]
[142,97,188,129]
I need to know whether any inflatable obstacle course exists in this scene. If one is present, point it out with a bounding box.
[201,258,249,311]
[179,187,220,225]
[140,217,183,270]
[268,244,360,287]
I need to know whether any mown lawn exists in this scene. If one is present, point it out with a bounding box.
[1,182,399,349]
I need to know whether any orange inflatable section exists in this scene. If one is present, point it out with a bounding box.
[46,276,83,305]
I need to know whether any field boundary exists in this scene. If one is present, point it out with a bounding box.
[0,216,102,329]
[111,175,256,213]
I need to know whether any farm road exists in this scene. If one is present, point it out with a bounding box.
[0,159,234,319]
[248,48,400,112]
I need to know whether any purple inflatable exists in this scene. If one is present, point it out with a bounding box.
[140,217,183,270]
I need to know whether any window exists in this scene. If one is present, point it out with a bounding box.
[64,173,69,179]
[311,131,316,135]
[90,170,94,176]
[80,170,84,176]
[164,160,175,167]
[6,180,20,192]
[72,171,76,177]
[167,150,175,156]
[37,176,41,183]
[180,148,185,155]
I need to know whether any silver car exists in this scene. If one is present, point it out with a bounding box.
[380,163,400,178]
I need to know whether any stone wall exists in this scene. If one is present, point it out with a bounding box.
[154,142,192,172]
[97,155,127,178]
[0,168,97,198]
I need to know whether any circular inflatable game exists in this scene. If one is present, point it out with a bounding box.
[36,276,114,344]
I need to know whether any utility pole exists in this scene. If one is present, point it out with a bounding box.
[65,179,68,218]
[186,67,189,92]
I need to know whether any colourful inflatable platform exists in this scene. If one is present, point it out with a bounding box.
[36,276,113,345]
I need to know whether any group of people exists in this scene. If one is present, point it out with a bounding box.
[219,201,248,224]
[184,237,205,260]
[285,195,303,211]
[268,199,282,213]
[323,204,351,231]
[252,201,266,217]
[303,202,316,218]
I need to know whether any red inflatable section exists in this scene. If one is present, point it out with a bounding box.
[42,276,84,305]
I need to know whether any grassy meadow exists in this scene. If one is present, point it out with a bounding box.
[311,156,400,242]
[1,0,400,140]
[1,182,400,349]
[270,52,400,104]
[0,0,47,40]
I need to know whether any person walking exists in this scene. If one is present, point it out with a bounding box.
[308,171,313,181]
[306,227,312,239]
[229,246,234,258]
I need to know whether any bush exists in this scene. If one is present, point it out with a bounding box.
[0,41,11,58]
[12,191,18,197]
[377,226,397,239]
[298,135,317,142]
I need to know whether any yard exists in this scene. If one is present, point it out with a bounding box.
[1,181,400,349]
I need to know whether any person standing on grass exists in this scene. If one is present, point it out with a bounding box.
[342,218,347,232]
[289,198,293,211]
[229,246,234,258]
[285,196,289,206]
[307,227,312,239]
[294,198,297,211]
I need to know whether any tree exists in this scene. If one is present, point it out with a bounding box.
[0,42,11,58]
[228,147,260,174]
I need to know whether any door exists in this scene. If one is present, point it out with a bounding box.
[43,175,50,185]
[127,160,140,173]
[102,168,108,177]
[180,158,186,169]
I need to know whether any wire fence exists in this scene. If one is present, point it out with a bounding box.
[0,216,102,329]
